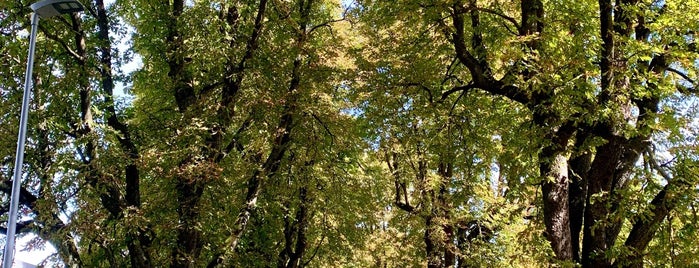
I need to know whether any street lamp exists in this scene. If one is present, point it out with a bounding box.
[2,1,84,267]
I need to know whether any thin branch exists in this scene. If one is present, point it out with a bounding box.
[0,180,39,208]
[441,57,460,85]
[38,25,83,62]
[0,220,34,235]
[476,7,520,30]
[449,89,467,117]
[440,83,476,102]
[401,82,434,103]
[667,67,697,84]
[648,149,673,182]
[216,115,253,162]
[676,84,697,94]
[83,4,99,18]
[301,216,328,267]
[310,112,335,147]
[308,17,345,35]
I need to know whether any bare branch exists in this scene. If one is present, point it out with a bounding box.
[0,180,38,208]
[648,148,673,182]
[400,82,434,103]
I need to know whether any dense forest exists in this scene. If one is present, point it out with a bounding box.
[1,0,698,267]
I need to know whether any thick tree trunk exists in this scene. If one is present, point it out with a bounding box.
[443,224,456,268]
[162,0,208,266]
[286,184,311,268]
[425,215,442,268]
[568,140,591,263]
[541,153,573,261]
[579,1,633,266]
[537,114,576,262]
[582,136,624,268]
[171,166,205,267]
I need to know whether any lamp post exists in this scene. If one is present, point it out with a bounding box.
[2,1,84,267]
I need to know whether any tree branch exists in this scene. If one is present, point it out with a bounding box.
[0,180,38,208]
[38,25,83,62]
[450,2,530,105]
[215,115,253,163]
[233,0,269,78]
[667,67,697,93]
[0,220,34,235]
[615,150,692,267]
[310,112,335,147]
[476,7,519,30]
[308,17,345,36]
[400,82,434,103]
[440,83,476,102]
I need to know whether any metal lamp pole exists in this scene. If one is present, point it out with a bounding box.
[2,1,83,267]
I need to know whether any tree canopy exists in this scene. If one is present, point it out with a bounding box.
[1,0,698,267]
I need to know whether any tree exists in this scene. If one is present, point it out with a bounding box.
[353,0,699,266]
[0,1,150,266]
[0,0,697,267]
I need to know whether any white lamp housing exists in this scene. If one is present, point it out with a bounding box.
[31,0,84,18]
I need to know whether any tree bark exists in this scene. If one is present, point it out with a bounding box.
[287,184,311,268]
[615,169,685,267]
[581,137,623,267]
[171,165,205,268]
[541,153,573,261]
[425,215,442,268]
[164,0,206,266]
[222,62,297,266]
[568,134,591,262]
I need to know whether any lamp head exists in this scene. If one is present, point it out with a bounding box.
[31,0,84,18]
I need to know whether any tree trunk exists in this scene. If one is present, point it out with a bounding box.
[541,153,573,261]
[568,140,591,263]
[171,169,205,268]
[288,184,310,268]
[443,224,456,268]
[95,0,152,265]
[438,162,455,268]
[425,215,442,268]
[581,136,624,268]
